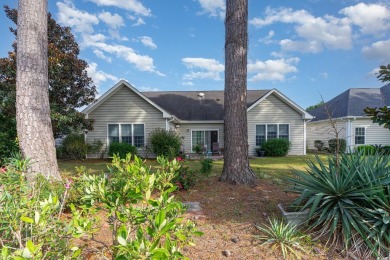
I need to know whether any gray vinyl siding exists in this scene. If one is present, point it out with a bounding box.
[176,123,224,154]
[86,85,166,157]
[306,120,346,150]
[351,119,390,146]
[247,94,305,156]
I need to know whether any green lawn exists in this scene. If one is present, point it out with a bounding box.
[59,154,328,180]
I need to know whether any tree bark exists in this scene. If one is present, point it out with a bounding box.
[220,0,256,185]
[16,0,61,181]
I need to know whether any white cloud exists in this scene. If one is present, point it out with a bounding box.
[250,7,352,53]
[86,62,118,89]
[57,1,99,34]
[87,0,151,16]
[139,86,159,92]
[98,11,126,39]
[181,81,194,86]
[93,49,112,63]
[247,58,299,82]
[362,39,390,61]
[259,30,275,44]
[320,72,328,79]
[128,15,146,26]
[98,11,124,29]
[138,36,157,49]
[340,3,390,35]
[88,42,164,76]
[197,0,225,19]
[182,58,224,81]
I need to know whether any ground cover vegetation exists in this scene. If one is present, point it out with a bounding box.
[0,154,201,259]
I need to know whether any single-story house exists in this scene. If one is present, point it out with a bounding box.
[307,83,390,151]
[83,79,313,157]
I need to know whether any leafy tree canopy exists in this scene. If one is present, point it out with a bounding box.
[306,101,324,112]
[0,6,96,138]
[364,63,390,129]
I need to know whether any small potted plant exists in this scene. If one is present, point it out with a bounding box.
[194,144,203,154]
[255,147,265,157]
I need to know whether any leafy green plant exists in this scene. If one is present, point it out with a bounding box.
[79,154,202,258]
[0,156,90,259]
[108,142,137,159]
[255,218,308,259]
[149,128,181,159]
[314,140,324,151]
[288,153,390,256]
[356,145,375,155]
[328,138,346,154]
[60,133,88,159]
[193,144,203,154]
[262,139,291,157]
[199,158,213,176]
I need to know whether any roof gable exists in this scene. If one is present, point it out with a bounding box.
[309,87,385,122]
[82,79,172,118]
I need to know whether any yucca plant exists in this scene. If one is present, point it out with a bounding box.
[288,153,390,255]
[255,218,308,259]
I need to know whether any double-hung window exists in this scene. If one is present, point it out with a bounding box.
[355,127,365,145]
[108,123,145,147]
[255,124,290,146]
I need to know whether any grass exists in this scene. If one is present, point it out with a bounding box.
[57,154,333,259]
[59,154,328,184]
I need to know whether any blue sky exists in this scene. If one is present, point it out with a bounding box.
[1,0,389,108]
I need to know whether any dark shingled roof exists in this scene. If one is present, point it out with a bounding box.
[309,84,390,122]
[142,90,270,120]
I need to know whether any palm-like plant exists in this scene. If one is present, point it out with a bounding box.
[288,153,390,255]
[255,218,308,259]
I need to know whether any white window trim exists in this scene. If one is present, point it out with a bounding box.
[255,123,290,147]
[107,123,145,148]
[190,129,219,153]
[354,127,366,145]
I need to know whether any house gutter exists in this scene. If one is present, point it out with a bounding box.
[166,117,175,131]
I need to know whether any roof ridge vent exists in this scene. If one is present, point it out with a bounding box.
[198,93,205,97]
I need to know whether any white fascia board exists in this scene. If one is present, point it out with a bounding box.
[82,79,172,118]
[309,116,368,124]
[247,89,314,120]
[178,120,224,124]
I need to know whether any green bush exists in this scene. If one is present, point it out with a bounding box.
[314,140,323,151]
[288,153,390,257]
[262,139,290,157]
[328,138,346,154]
[108,142,137,159]
[200,158,213,176]
[356,145,375,155]
[0,115,18,165]
[149,128,181,158]
[60,133,88,159]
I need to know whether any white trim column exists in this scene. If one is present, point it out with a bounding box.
[303,120,307,155]
[346,119,353,152]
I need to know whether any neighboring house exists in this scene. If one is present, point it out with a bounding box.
[83,79,313,157]
[307,83,390,151]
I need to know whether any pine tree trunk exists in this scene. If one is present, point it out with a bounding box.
[220,0,256,185]
[16,0,61,181]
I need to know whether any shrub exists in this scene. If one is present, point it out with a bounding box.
[314,140,323,151]
[60,133,88,159]
[149,128,181,159]
[80,154,202,258]
[255,218,308,259]
[108,142,137,159]
[0,156,88,258]
[328,138,346,154]
[288,153,390,257]
[200,158,213,176]
[262,139,290,157]
[194,144,203,154]
[356,145,375,155]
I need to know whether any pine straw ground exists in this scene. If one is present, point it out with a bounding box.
[60,156,343,260]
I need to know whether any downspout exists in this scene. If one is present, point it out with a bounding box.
[346,119,352,153]
[304,118,313,156]
[166,117,175,131]
[85,113,89,159]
